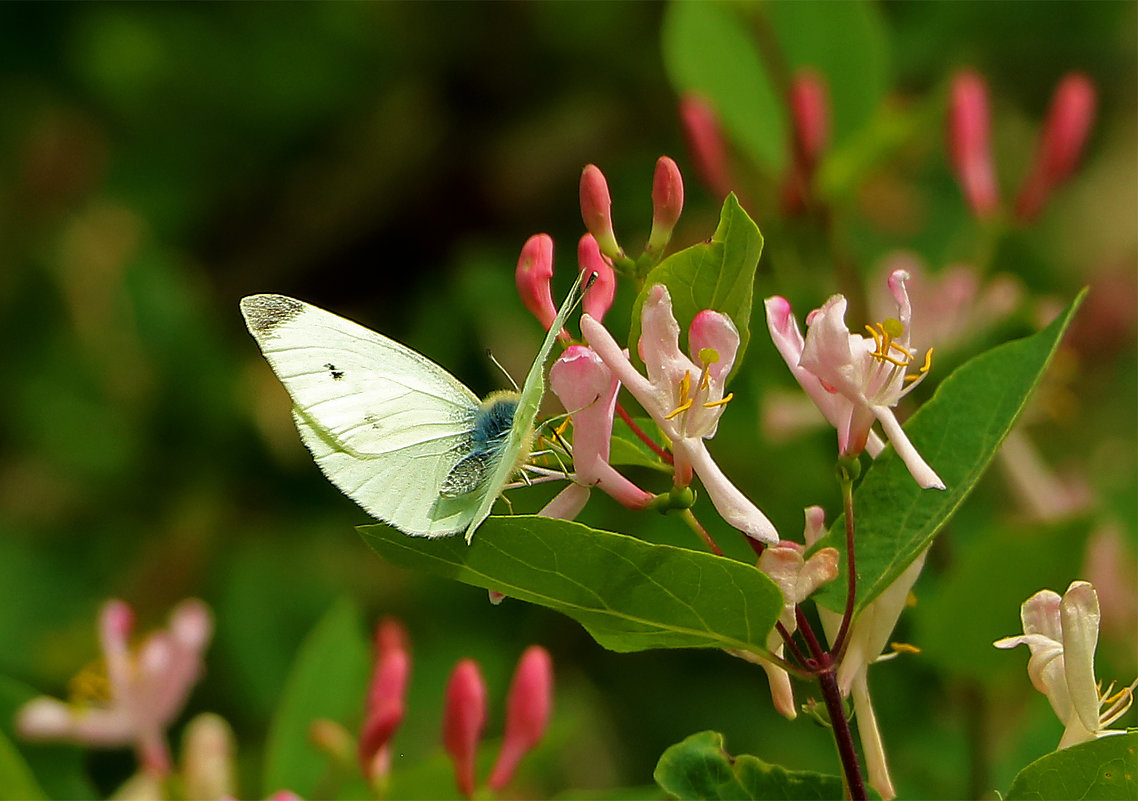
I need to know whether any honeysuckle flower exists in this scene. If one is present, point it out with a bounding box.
[738,508,839,719]
[17,598,213,776]
[180,713,236,801]
[1016,73,1097,222]
[582,284,779,543]
[804,513,927,801]
[578,234,616,323]
[515,233,558,334]
[443,659,487,799]
[948,70,1000,219]
[489,646,553,791]
[548,345,654,515]
[358,618,410,783]
[646,156,684,257]
[580,164,624,262]
[679,94,731,201]
[995,581,1136,749]
[765,269,946,490]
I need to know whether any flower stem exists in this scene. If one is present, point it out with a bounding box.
[679,509,724,556]
[615,403,674,464]
[830,468,858,659]
[818,663,867,800]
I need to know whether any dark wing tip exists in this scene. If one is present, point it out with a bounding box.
[240,294,305,336]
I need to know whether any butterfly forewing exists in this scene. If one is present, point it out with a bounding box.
[241,294,484,536]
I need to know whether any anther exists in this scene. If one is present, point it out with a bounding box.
[702,393,734,410]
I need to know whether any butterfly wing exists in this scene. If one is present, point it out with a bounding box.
[241,294,484,536]
[464,270,589,542]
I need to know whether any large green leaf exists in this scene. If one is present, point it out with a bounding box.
[813,292,1085,611]
[0,727,45,801]
[361,516,783,655]
[655,730,876,800]
[263,598,371,798]
[629,194,763,376]
[1006,732,1137,800]
[661,2,785,172]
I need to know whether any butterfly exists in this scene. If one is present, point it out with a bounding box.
[240,273,585,542]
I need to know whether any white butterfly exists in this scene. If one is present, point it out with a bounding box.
[240,275,583,542]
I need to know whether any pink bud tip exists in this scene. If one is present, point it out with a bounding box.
[790,70,830,172]
[580,165,622,261]
[578,234,615,322]
[515,234,557,331]
[948,70,1000,219]
[488,646,553,791]
[1015,73,1097,222]
[443,659,487,798]
[679,94,731,200]
[647,156,684,256]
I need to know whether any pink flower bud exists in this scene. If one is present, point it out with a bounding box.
[948,70,1000,219]
[443,659,486,798]
[783,70,830,214]
[1015,73,1097,222]
[515,234,557,332]
[646,156,684,256]
[679,94,731,200]
[358,618,410,781]
[580,165,623,261]
[577,234,615,322]
[488,646,553,791]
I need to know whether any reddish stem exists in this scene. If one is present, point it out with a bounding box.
[616,403,673,464]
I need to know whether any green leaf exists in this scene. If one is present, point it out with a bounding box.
[1006,732,1137,800]
[263,597,371,799]
[661,2,785,172]
[609,415,672,473]
[360,516,783,654]
[0,727,45,801]
[655,730,873,800]
[629,194,764,376]
[813,291,1086,611]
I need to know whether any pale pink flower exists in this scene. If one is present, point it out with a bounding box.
[582,285,779,543]
[17,598,212,776]
[442,659,487,799]
[489,646,553,791]
[736,507,838,719]
[547,345,654,516]
[358,618,410,782]
[766,269,945,490]
[995,581,1136,749]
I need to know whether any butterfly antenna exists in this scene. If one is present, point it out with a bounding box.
[486,348,520,392]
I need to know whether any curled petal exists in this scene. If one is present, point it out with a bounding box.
[688,310,739,387]
[1059,582,1102,736]
[677,440,778,544]
[578,235,616,322]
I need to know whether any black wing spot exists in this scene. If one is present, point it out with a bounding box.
[324,362,345,381]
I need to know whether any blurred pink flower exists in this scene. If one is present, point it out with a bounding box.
[678,94,732,201]
[442,659,487,799]
[582,285,778,543]
[766,269,945,490]
[358,618,410,783]
[995,581,1136,749]
[489,646,553,791]
[783,69,830,214]
[948,70,1000,219]
[17,598,212,776]
[1016,73,1097,222]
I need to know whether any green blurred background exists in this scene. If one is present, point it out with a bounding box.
[0,2,1134,799]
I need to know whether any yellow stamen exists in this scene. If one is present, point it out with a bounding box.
[68,661,111,706]
[665,398,693,420]
[889,340,914,359]
[703,393,734,409]
[554,417,572,437]
[920,347,934,373]
[890,642,921,655]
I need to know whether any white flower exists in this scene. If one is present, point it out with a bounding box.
[995,581,1136,749]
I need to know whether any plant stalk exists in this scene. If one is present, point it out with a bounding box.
[818,664,867,801]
